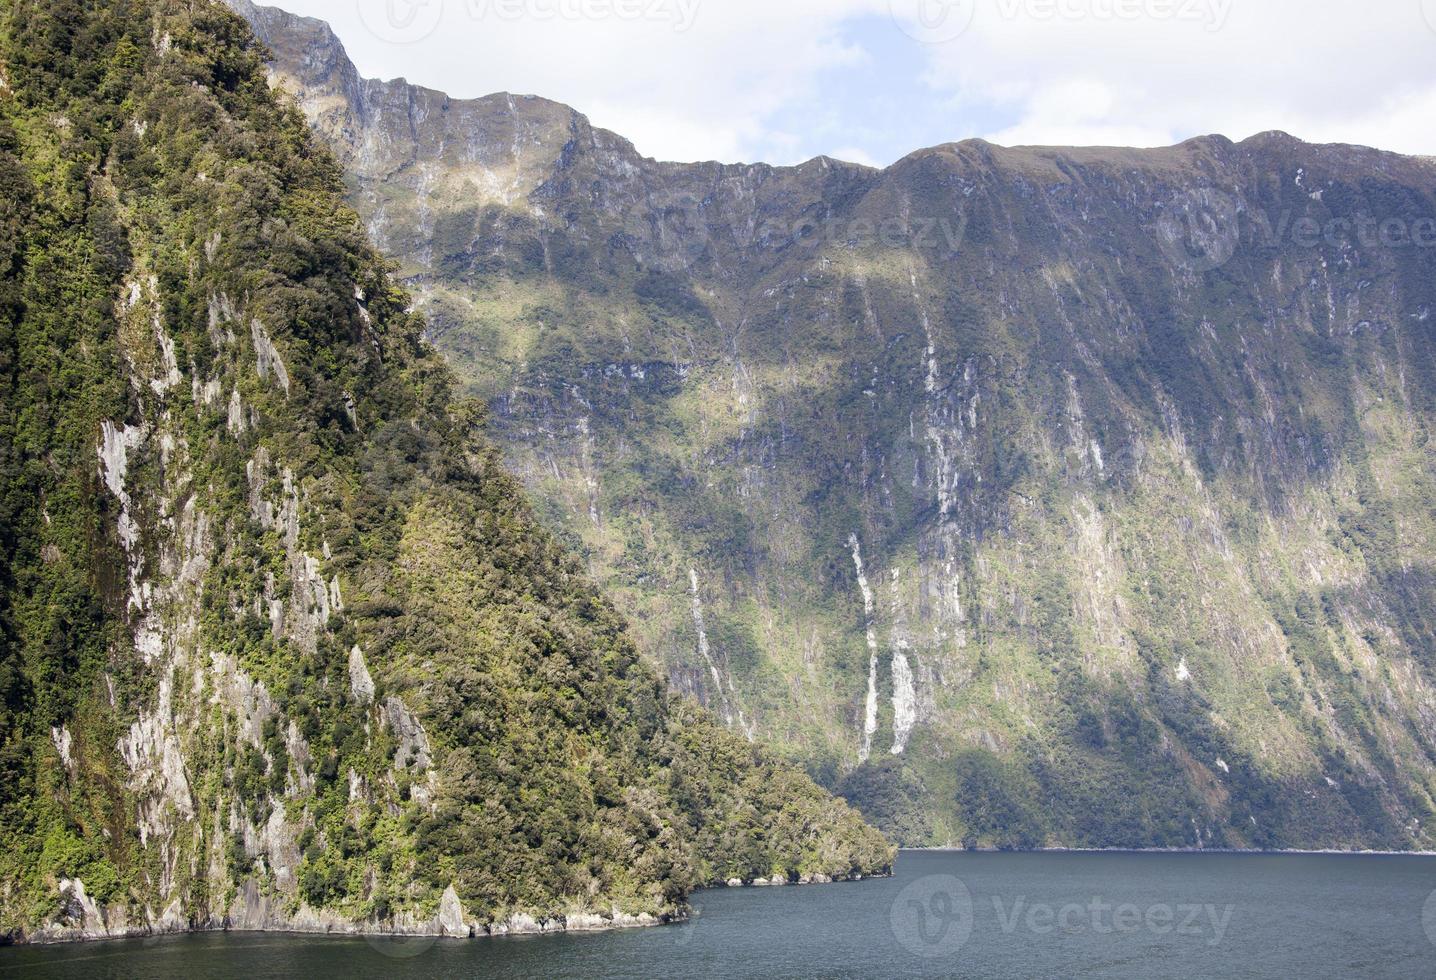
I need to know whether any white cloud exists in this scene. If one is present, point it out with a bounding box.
[275,0,879,163]
[265,0,1436,164]
[919,0,1436,154]
[979,78,1176,147]
[828,145,884,166]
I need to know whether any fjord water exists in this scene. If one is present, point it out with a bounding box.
[5,851,1433,979]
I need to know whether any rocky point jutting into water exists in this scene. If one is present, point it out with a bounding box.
[235,0,1436,852]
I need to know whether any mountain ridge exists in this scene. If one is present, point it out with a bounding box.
[235,1,1436,853]
[0,0,891,944]
[230,1,1436,173]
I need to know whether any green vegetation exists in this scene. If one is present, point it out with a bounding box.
[0,0,890,940]
[240,1,1436,852]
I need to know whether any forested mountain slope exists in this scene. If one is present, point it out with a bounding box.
[238,2,1436,850]
[0,0,891,943]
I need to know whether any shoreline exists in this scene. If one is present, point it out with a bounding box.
[5,911,674,949]
[13,850,1430,947]
[902,845,1436,857]
[700,869,889,890]
[4,870,895,948]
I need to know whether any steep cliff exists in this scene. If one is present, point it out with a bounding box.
[237,3,1436,850]
[0,0,892,943]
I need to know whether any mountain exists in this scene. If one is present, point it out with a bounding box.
[0,0,892,944]
[234,4,1436,851]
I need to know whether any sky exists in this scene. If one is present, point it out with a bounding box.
[264,0,1436,167]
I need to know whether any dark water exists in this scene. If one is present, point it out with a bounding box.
[5,850,1436,979]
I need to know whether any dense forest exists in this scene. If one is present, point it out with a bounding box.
[0,0,890,941]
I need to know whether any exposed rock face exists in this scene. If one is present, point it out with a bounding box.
[237,1,1436,851]
[347,645,375,704]
[0,0,891,946]
[31,874,661,944]
[437,885,469,938]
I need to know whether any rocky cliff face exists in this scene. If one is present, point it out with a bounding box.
[237,3,1436,850]
[0,0,891,943]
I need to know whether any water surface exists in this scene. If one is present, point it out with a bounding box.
[4,850,1434,978]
